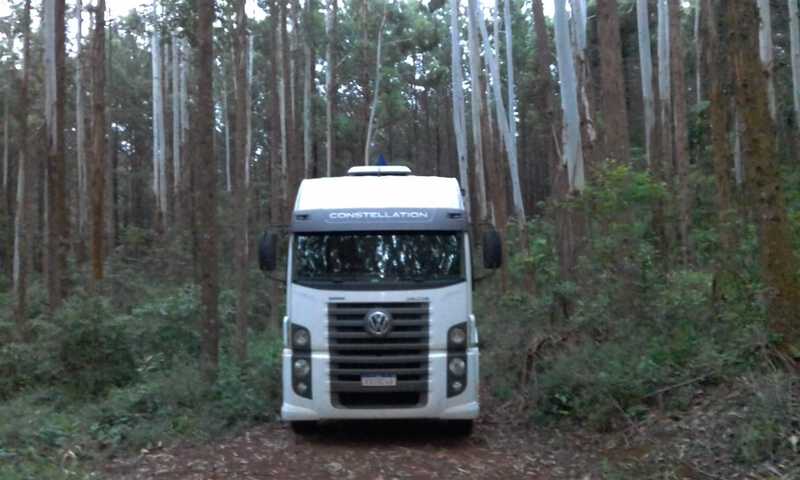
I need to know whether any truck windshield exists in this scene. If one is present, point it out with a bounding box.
[292,231,464,288]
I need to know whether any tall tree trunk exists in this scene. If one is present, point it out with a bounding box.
[363,4,387,166]
[233,0,250,364]
[789,0,800,131]
[694,0,703,105]
[325,0,338,176]
[637,0,656,166]
[702,0,735,261]
[597,0,631,163]
[268,0,284,329]
[531,0,558,198]
[657,0,673,180]
[76,0,88,262]
[302,0,313,178]
[222,64,232,193]
[90,0,106,285]
[278,1,289,216]
[13,0,33,335]
[171,34,181,195]
[195,0,220,383]
[757,0,777,120]
[467,0,489,222]
[44,0,68,311]
[476,6,525,221]
[728,0,800,342]
[554,0,585,192]
[450,0,470,222]
[151,0,167,227]
[670,0,691,264]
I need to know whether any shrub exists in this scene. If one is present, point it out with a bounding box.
[57,296,138,397]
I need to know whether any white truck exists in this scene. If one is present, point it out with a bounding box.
[258,166,501,435]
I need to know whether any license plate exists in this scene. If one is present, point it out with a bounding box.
[361,374,397,387]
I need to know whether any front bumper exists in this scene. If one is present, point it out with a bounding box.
[281,348,480,421]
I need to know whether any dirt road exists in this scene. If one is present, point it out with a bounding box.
[105,418,602,479]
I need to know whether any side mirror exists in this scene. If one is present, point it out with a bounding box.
[258,231,278,271]
[482,228,502,269]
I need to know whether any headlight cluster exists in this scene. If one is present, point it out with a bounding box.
[291,324,312,399]
[447,322,468,398]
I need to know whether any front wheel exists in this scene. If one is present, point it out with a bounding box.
[447,420,474,437]
[289,421,319,435]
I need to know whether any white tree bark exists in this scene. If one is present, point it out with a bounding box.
[450,0,470,221]
[363,5,387,166]
[180,41,189,153]
[503,0,516,152]
[757,0,777,120]
[657,0,671,140]
[302,2,312,178]
[75,0,87,234]
[44,0,57,149]
[554,0,584,191]
[151,0,166,216]
[477,6,524,220]
[789,0,800,130]
[466,0,488,220]
[171,33,181,190]
[570,0,587,53]
[637,0,655,166]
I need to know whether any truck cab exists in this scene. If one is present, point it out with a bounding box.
[259,166,500,435]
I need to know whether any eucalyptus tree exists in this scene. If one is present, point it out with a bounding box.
[44,0,68,309]
[90,0,107,284]
[449,0,470,222]
[476,6,524,221]
[656,0,672,179]
[232,0,250,363]
[757,0,776,120]
[597,0,630,163]
[302,0,313,177]
[636,0,655,165]
[727,0,800,341]
[195,0,221,383]
[12,0,33,331]
[363,3,387,165]
[76,0,88,254]
[151,0,167,224]
[171,33,181,193]
[466,0,488,220]
[670,0,691,264]
[325,0,338,176]
[554,0,584,191]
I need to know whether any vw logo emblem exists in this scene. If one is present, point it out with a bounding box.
[365,309,392,336]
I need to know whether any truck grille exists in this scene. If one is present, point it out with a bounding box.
[328,302,429,408]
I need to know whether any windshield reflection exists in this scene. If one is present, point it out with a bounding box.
[293,232,463,286]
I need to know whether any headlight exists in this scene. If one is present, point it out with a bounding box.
[293,358,310,377]
[292,328,310,348]
[450,380,464,392]
[449,326,466,346]
[448,357,466,376]
[295,381,309,394]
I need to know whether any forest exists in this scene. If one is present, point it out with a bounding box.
[0,0,799,478]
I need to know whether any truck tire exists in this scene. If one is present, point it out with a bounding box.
[289,421,319,435]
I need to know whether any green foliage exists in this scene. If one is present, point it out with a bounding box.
[57,296,138,397]
[479,162,779,439]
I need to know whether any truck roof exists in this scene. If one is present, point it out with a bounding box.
[294,175,464,212]
[290,174,467,233]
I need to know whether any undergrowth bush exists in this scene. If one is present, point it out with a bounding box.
[479,162,779,435]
